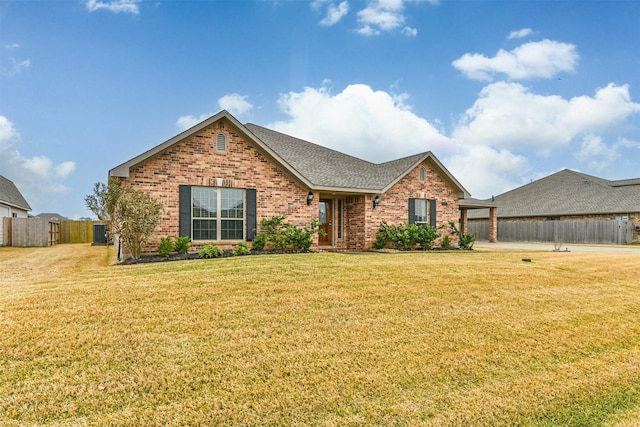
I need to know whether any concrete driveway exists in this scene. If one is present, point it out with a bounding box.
[473,241,640,253]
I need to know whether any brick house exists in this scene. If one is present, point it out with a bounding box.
[109,110,482,253]
[467,169,640,244]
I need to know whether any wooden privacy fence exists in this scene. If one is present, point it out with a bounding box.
[469,219,633,245]
[2,217,60,247]
[1,219,98,246]
[59,220,95,244]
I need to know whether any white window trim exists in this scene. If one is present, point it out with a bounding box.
[192,187,244,241]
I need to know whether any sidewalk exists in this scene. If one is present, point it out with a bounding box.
[473,241,640,253]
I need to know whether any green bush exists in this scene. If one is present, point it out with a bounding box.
[158,236,174,257]
[375,221,440,250]
[441,235,452,248]
[448,221,476,249]
[233,242,251,256]
[174,236,190,254]
[251,233,267,251]
[198,245,223,259]
[256,216,324,253]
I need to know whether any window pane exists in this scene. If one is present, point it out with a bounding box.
[193,219,217,240]
[221,189,244,219]
[193,187,217,218]
[415,199,427,223]
[221,220,243,240]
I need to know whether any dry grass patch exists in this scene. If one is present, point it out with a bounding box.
[1,245,640,426]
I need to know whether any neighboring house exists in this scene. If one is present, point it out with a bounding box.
[0,175,31,245]
[35,213,68,222]
[468,169,640,244]
[109,110,487,253]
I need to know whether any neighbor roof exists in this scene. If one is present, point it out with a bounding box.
[468,169,640,219]
[0,175,31,211]
[110,110,469,197]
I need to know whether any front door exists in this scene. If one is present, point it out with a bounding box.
[318,200,332,245]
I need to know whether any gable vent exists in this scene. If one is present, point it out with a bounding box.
[216,133,227,152]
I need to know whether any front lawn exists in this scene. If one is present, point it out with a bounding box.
[1,245,639,426]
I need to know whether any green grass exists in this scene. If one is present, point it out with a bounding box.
[1,245,640,426]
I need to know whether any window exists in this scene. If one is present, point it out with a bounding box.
[409,198,436,228]
[414,199,428,225]
[419,167,426,182]
[216,133,227,152]
[192,187,244,241]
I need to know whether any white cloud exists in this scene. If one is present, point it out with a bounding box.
[452,82,640,156]
[0,116,76,211]
[452,39,578,81]
[315,1,350,26]
[355,0,436,36]
[575,134,619,172]
[218,94,253,117]
[508,28,533,40]
[270,83,455,163]
[85,0,140,15]
[447,145,530,198]
[1,44,31,77]
[175,113,212,131]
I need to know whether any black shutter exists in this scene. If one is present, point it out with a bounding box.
[179,185,191,238]
[246,188,257,241]
[429,199,437,227]
[408,198,416,224]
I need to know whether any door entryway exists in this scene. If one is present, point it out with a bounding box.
[318,199,332,245]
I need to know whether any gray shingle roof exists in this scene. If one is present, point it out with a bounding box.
[468,169,640,219]
[111,110,469,196]
[0,175,31,211]
[244,123,428,192]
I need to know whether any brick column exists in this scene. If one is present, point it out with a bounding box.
[460,208,468,233]
[489,206,498,242]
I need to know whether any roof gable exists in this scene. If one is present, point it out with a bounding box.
[0,175,31,211]
[110,110,468,195]
[469,169,640,218]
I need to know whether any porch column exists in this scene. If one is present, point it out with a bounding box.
[460,208,468,233]
[489,206,498,243]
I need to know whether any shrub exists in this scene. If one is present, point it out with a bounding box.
[375,221,440,250]
[158,236,174,257]
[198,245,223,259]
[449,221,476,249]
[257,216,324,253]
[441,235,452,248]
[174,236,190,254]
[233,242,251,256]
[251,233,267,251]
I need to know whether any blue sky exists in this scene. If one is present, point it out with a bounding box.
[1,0,639,219]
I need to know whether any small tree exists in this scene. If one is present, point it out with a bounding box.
[84,177,125,235]
[114,189,163,259]
[85,179,163,260]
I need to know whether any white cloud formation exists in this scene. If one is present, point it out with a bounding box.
[218,93,253,117]
[452,39,578,81]
[313,1,350,26]
[355,0,436,36]
[85,0,141,15]
[0,116,76,211]
[270,83,455,163]
[452,82,640,156]
[1,44,31,77]
[575,134,619,172]
[508,28,533,40]
[175,113,212,131]
[447,145,531,198]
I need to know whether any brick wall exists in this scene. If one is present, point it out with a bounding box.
[120,118,316,252]
[117,118,464,253]
[361,160,461,248]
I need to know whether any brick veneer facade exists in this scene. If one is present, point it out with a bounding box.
[116,117,463,253]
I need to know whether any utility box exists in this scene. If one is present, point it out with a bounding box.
[92,224,108,245]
